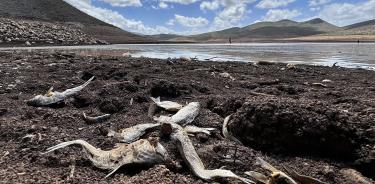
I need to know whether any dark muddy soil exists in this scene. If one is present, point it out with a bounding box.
[0,50,374,184]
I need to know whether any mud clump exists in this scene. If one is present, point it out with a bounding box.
[206,97,245,117]
[99,98,125,113]
[72,95,93,108]
[150,80,191,98]
[0,108,7,116]
[229,96,363,160]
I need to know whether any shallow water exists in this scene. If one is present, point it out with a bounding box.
[2,43,375,69]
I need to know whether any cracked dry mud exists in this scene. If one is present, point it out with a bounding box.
[0,50,374,183]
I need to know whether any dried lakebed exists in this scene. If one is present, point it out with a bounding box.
[0,50,374,183]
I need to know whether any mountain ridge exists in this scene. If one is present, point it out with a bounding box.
[0,0,150,44]
[156,18,375,43]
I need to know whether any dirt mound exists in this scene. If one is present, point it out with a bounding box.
[228,96,375,178]
[229,96,365,158]
[1,51,375,183]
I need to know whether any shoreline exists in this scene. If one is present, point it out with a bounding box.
[0,50,374,183]
[2,39,375,48]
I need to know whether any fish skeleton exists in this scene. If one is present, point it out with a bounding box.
[164,122,254,184]
[222,115,243,145]
[42,138,168,178]
[245,157,298,184]
[150,97,183,111]
[283,165,327,184]
[184,125,215,135]
[82,112,111,124]
[108,123,160,143]
[27,76,94,107]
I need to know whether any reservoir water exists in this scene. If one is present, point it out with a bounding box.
[2,43,375,69]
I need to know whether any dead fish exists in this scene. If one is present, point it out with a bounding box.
[245,171,270,184]
[42,138,168,178]
[283,165,327,184]
[108,123,160,143]
[170,102,200,125]
[340,168,373,184]
[150,97,183,111]
[184,125,215,135]
[82,112,111,124]
[222,115,243,145]
[165,122,254,184]
[27,76,94,107]
[153,102,200,126]
[246,157,298,184]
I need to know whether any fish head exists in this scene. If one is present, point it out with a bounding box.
[188,102,200,109]
[147,137,168,161]
[26,95,44,106]
[155,142,168,161]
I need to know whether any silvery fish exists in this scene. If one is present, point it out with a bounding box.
[150,97,183,111]
[27,76,94,107]
[108,123,160,143]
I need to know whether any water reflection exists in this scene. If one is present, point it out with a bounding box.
[1,43,375,69]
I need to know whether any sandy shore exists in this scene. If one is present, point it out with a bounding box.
[0,50,374,183]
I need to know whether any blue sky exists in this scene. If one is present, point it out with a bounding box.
[64,0,375,35]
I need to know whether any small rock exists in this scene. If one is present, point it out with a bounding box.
[51,127,59,132]
[219,72,235,80]
[286,63,296,69]
[180,56,191,62]
[25,41,31,46]
[122,52,131,57]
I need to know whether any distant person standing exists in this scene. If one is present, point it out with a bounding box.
[229,37,232,44]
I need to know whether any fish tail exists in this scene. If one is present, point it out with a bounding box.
[150,96,160,103]
[42,139,101,156]
[107,129,117,137]
[81,76,95,89]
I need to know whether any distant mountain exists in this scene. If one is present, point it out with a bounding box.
[0,0,149,43]
[165,18,343,42]
[343,19,375,35]
[147,34,182,41]
[345,19,375,29]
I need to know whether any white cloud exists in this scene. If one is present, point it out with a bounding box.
[309,0,331,7]
[213,4,248,28]
[200,1,220,11]
[256,0,296,9]
[199,0,256,30]
[261,9,301,22]
[160,0,200,5]
[63,0,169,34]
[318,1,375,26]
[310,7,320,11]
[100,0,142,7]
[168,14,209,27]
[159,2,169,8]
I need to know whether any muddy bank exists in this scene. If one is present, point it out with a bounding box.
[0,50,374,183]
